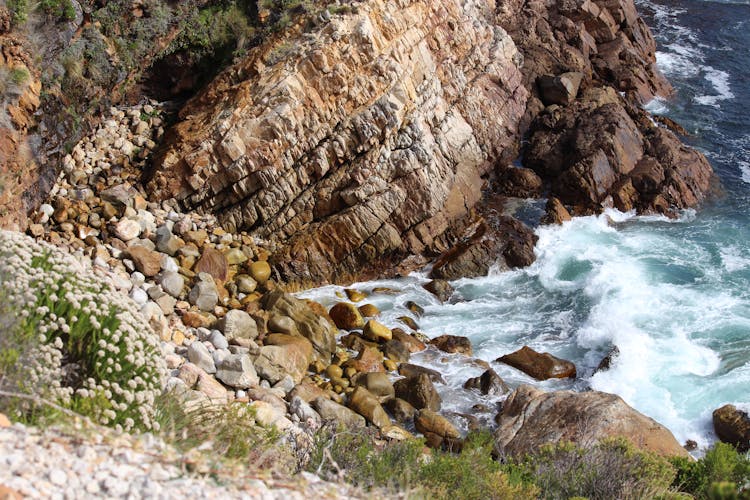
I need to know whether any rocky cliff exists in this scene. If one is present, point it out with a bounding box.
[10,0,689,286]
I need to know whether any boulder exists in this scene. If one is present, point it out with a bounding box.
[382,340,410,363]
[187,341,216,374]
[345,289,368,302]
[540,197,572,225]
[128,245,162,277]
[353,372,395,400]
[497,346,576,380]
[358,303,380,317]
[463,368,509,396]
[423,279,454,302]
[713,405,750,452]
[394,373,441,411]
[397,363,446,384]
[345,346,385,373]
[496,167,544,198]
[262,291,337,362]
[253,334,313,384]
[194,247,228,282]
[155,225,183,255]
[216,354,259,389]
[385,398,417,423]
[537,72,584,105]
[289,381,329,403]
[415,409,460,439]
[348,386,391,429]
[362,320,392,343]
[328,302,365,330]
[218,309,259,342]
[249,260,271,284]
[312,397,366,429]
[391,329,426,353]
[188,273,219,312]
[494,385,688,457]
[430,334,473,356]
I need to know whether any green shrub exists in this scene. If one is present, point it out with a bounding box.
[6,0,30,26]
[308,426,537,499]
[0,230,166,432]
[510,438,677,500]
[671,442,750,499]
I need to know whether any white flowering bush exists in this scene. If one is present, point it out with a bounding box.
[0,230,166,432]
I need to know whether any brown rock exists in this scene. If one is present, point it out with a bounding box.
[397,363,446,384]
[353,372,395,400]
[382,340,410,363]
[253,334,313,384]
[391,329,426,353]
[713,404,750,452]
[463,368,509,396]
[497,346,576,380]
[288,381,329,403]
[495,385,688,457]
[537,72,584,105]
[249,260,272,284]
[394,373,441,411]
[362,320,392,343]
[194,247,228,282]
[384,397,417,423]
[358,303,380,317]
[423,279,454,303]
[346,346,385,374]
[397,316,420,331]
[313,396,366,428]
[328,302,365,330]
[415,409,460,439]
[496,167,544,198]
[541,197,572,225]
[128,245,162,277]
[430,334,473,356]
[0,484,22,500]
[345,289,367,302]
[0,413,10,428]
[348,386,391,428]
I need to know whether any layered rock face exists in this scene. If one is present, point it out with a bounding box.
[147,0,715,285]
[147,0,529,284]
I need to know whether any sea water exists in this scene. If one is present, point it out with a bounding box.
[301,0,750,449]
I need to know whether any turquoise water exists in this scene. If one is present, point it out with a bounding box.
[302,0,750,448]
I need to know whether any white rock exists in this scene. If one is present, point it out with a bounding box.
[113,219,141,241]
[129,287,148,306]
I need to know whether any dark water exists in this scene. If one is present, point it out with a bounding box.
[302,0,750,448]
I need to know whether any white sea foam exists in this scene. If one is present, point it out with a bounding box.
[695,68,735,106]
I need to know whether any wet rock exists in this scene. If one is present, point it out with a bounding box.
[216,354,259,389]
[348,386,391,428]
[497,346,576,380]
[463,368,509,396]
[313,397,366,429]
[713,404,750,452]
[430,335,473,356]
[357,303,380,317]
[405,301,424,317]
[391,329,426,353]
[397,363,446,384]
[346,345,385,374]
[329,302,365,330]
[382,340,410,363]
[394,373,441,411]
[345,289,368,302]
[594,345,620,374]
[423,280,454,302]
[397,316,420,331]
[496,167,544,198]
[540,197,572,225]
[495,385,688,457]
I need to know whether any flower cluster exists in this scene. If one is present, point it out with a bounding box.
[0,230,166,432]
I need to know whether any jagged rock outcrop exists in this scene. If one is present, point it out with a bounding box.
[495,385,689,457]
[146,0,715,285]
[147,0,529,285]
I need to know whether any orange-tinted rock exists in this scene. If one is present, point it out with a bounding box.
[328,302,365,330]
[497,346,576,380]
[128,245,162,277]
[430,334,473,356]
[194,247,228,282]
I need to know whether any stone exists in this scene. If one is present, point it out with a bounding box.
[328,302,365,330]
[289,381,329,403]
[415,409,460,439]
[325,364,343,379]
[713,404,750,452]
[384,398,417,423]
[268,314,299,335]
[209,330,229,350]
[159,271,184,298]
[405,301,424,316]
[423,280,454,302]
[346,346,384,373]
[289,396,322,426]
[594,345,620,374]
[358,303,380,317]
[0,413,11,427]
[188,274,219,312]
[249,260,272,284]
[497,346,576,380]
[194,247,228,282]
[250,400,293,430]
[312,397,366,428]
[463,368,509,396]
[397,316,420,331]
[382,340,410,363]
[101,183,134,208]
[541,197,572,225]
[362,320,392,343]
[216,354,259,389]
[353,372,395,400]
[218,309,259,342]
[253,334,313,384]
[113,219,142,241]
[397,363,446,384]
[155,225,183,255]
[495,385,688,457]
[394,373,441,411]
[429,335,473,356]
[348,386,391,428]
[235,274,257,294]
[262,291,337,362]
[187,341,216,374]
[344,289,367,302]
[128,245,162,277]
[225,247,248,265]
[391,329,426,353]
[381,424,414,441]
[496,167,544,198]
[537,72,584,105]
